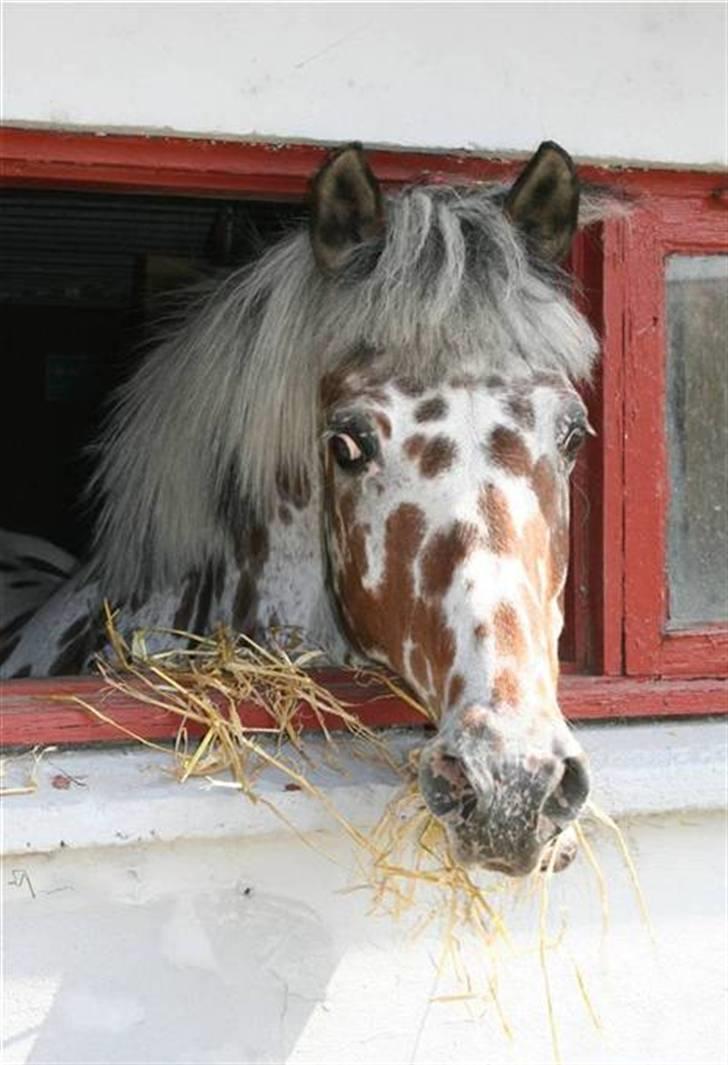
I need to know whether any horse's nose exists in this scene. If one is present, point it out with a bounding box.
[417,728,591,874]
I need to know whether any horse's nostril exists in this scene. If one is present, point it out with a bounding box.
[544,755,590,824]
[418,745,482,823]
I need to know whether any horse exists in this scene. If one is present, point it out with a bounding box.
[0,141,615,876]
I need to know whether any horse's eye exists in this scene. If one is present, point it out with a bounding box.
[561,423,587,461]
[329,428,378,472]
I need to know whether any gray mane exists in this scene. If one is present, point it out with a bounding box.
[91,182,608,598]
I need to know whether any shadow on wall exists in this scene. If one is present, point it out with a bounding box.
[3,815,727,1065]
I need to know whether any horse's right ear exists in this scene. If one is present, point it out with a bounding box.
[504,141,580,263]
[309,143,386,274]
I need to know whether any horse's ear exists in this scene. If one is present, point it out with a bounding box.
[504,141,580,263]
[309,143,386,274]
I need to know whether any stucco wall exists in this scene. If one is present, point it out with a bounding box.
[3,724,727,1065]
[4,2,726,166]
[4,813,726,1065]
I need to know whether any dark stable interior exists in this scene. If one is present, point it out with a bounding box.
[0,188,305,561]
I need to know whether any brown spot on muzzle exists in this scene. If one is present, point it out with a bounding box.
[493,601,526,661]
[492,668,521,707]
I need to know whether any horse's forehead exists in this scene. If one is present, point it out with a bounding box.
[331,368,576,421]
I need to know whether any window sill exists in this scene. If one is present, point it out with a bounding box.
[2,718,725,858]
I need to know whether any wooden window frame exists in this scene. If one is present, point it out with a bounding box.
[618,198,728,677]
[1,127,726,746]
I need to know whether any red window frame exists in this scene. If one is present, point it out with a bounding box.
[618,199,728,677]
[1,127,726,747]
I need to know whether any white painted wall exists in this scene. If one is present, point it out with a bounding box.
[4,815,726,1065]
[3,723,727,1065]
[3,2,726,166]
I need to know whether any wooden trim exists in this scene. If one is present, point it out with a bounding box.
[1,127,725,201]
[1,671,726,749]
[622,195,728,677]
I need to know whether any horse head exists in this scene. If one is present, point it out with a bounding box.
[312,143,595,874]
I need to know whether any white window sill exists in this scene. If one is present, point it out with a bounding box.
[2,719,725,857]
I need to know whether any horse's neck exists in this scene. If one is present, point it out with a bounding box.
[230,496,348,658]
[116,493,346,658]
[0,494,349,678]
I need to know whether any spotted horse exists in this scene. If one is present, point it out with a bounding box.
[0,141,617,876]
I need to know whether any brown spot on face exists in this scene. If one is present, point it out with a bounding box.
[320,347,384,407]
[421,521,481,598]
[532,457,570,600]
[519,513,550,605]
[414,396,448,423]
[410,597,456,704]
[505,394,535,429]
[485,374,505,389]
[488,426,532,477]
[478,483,516,555]
[549,520,570,599]
[531,456,559,526]
[404,433,426,459]
[448,373,480,390]
[447,672,465,707]
[420,435,458,478]
[396,377,425,397]
[363,388,391,407]
[492,668,521,707]
[333,500,426,676]
[373,412,392,438]
[473,621,489,642]
[334,486,457,704]
[521,583,547,657]
[493,601,527,662]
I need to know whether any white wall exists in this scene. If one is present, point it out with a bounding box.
[3,2,726,167]
[3,723,727,1065]
[4,815,726,1065]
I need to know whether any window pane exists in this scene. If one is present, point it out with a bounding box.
[666,254,728,626]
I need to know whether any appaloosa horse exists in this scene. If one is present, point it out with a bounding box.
[0,141,614,875]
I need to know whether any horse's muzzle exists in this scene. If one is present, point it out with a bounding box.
[417,733,591,876]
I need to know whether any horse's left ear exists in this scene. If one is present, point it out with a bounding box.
[505,141,580,263]
[309,143,386,274]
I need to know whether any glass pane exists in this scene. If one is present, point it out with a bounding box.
[666,254,728,626]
